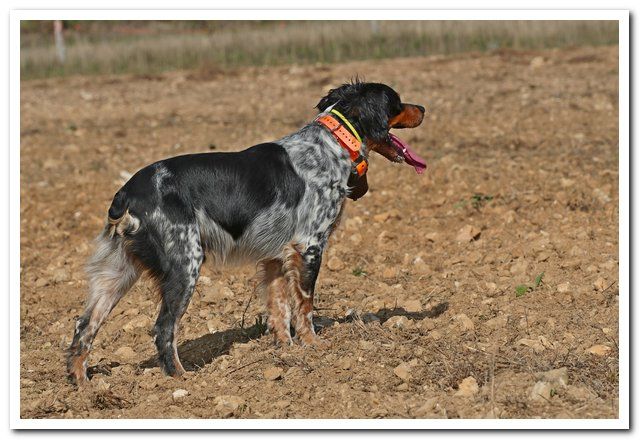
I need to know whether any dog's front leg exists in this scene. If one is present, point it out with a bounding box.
[258,260,293,346]
[282,243,328,347]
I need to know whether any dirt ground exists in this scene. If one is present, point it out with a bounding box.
[19,45,619,419]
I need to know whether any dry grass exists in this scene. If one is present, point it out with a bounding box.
[20,20,618,79]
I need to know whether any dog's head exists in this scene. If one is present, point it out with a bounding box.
[316,81,425,164]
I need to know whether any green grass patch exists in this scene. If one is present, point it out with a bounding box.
[516,272,545,298]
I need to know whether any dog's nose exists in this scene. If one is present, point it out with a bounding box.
[416,105,426,114]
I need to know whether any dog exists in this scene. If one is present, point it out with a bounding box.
[67,81,426,384]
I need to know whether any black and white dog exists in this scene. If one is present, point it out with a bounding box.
[67,81,426,384]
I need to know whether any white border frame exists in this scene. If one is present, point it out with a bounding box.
[9,9,629,430]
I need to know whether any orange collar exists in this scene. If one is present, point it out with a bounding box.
[316,114,368,176]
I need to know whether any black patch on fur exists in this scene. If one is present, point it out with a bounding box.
[112,143,305,242]
[302,245,322,294]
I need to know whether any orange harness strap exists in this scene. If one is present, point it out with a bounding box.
[316,114,368,176]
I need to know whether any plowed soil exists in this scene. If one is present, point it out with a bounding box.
[20,45,619,419]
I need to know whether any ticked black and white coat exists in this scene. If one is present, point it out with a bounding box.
[67,81,425,384]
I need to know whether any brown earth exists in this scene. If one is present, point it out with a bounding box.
[20,45,619,419]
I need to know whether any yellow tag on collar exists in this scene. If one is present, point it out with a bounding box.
[330,109,362,143]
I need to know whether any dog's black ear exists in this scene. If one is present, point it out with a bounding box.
[358,101,391,145]
[347,173,368,201]
[316,89,337,112]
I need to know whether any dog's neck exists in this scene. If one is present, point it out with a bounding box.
[316,111,368,177]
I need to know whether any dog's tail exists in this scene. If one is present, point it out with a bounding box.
[106,190,140,238]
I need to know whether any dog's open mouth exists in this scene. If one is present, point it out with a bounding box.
[389,133,427,174]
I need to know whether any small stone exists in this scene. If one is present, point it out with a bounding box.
[383,315,413,330]
[503,210,517,223]
[52,268,71,284]
[201,289,220,304]
[327,256,344,271]
[484,316,508,330]
[361,313,381,324]
[510,260,529,275]
[401,299,422,313]
[565,385,597,401]
[396,382,410,391]
[560,178,575,188]
[455,376,479,397]
[593,188,611,203]
[587,344,612,356]
[199,276,212,286]
[35,278,48,288]
[96,378,110,391]
[537,367,569,387]
[201,285,234,303]
[557,282,571,293]
[517,338,546,353]
[123,307,139,316]
[530,56,545,68]
[600,260,617,271]
[359,340,375,350]
[382,266,398,279]
[122,315,151,332]
[456,225,481,242]
[206,318,222,333]
[338,357,353,370]
[484,281,498,294]
[214,395,245,417]
[593,277,608,291]
[536,251,553,262]
[114,346,137,362]
[410,398,438,417]
[172,389,189,401]
[453,314,475,332]
[530,381,553,402]
[274,399,290,409]
[345,216,363,230]
[393,363,412,381]
[284,366,303,380]
[373,212,391,223]
[424,232,438,242]
[420,318,435,331]
[373,209,401,223]
[263,366,284,381]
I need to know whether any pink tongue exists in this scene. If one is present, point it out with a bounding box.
[389,133,427,174]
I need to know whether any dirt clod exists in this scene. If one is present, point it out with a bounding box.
[214,395,245,417]
[455,376,479,397]
[172,389,189,401]
[587,344,612,356]
[393,363,412,381]
[456,225,481,242]
[263,367,284,381]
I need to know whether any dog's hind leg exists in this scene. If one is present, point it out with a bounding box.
[283,243,328,347]
[151,225,204,377]
[67,232,141,385]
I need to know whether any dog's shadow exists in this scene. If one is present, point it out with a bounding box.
[90,301,448,375]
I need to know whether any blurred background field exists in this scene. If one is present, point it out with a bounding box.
[20,20,618,79]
